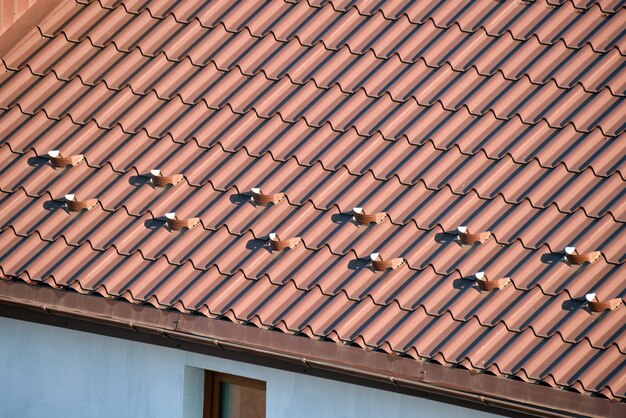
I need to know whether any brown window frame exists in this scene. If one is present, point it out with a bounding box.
[203,370,266,418]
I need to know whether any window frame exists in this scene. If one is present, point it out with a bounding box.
[203,370,266,418]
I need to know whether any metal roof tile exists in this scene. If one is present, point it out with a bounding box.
[37,0,86,37]
[587,6,626,52]
[1,0,624,400]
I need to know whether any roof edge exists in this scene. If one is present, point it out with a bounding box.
[0,280,621,418]
[0,0,63,59]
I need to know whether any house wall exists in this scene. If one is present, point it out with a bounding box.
[0,316,502,418]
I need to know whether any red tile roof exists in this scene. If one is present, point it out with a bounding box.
[0,0,625,402]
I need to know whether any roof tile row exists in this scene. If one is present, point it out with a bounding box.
[55,0,626,54]
[8,20,626,99]
[2,141,624,246]
[2,105,624,181]
[300,0,626,15]
[77,0,626,19]
[1,172,623,295]
[4,58,624,138]
[2,115,624,219]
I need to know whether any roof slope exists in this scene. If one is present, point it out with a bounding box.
[0,0,625,402]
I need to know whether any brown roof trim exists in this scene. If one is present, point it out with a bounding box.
[0,0,62,59]
[0,280,622,418]
[0,301,524,418]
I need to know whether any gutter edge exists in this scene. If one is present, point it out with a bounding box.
[0,279,621,418]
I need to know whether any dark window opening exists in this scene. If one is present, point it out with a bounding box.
[203,371,266,418]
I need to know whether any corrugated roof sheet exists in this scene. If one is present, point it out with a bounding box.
[0,0,624,401]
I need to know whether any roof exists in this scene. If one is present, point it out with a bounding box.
[0,0,624,408]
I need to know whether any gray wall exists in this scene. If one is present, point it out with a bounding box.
[0,316,500,418]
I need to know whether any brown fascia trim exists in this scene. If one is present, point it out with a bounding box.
[0,0,63,59]
[0,280,622,418]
